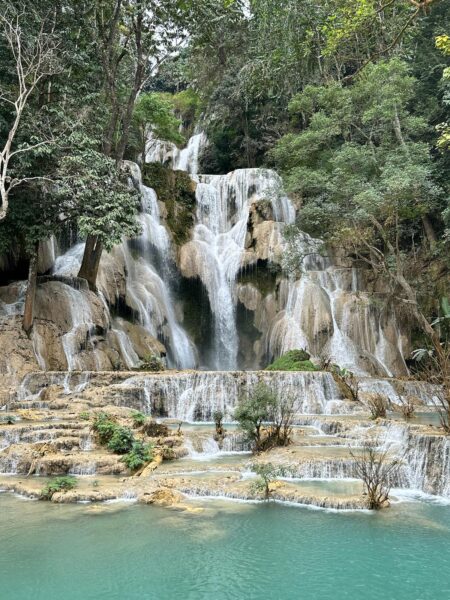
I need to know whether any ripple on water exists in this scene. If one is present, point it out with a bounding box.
[0,493,450,600]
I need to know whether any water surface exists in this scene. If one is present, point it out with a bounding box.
[1,494,449,600]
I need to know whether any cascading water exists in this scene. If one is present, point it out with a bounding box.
[180,168,296,369]
[118,370,348,421]
[121,163,196,369]
[146,131,207,176]
[52,162,196,370]
[265,231,407,376]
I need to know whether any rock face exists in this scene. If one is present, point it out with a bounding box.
[0,276,167,395]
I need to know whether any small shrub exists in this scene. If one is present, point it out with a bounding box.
[107,426,134,454]
[79,411,91,421]
[350,440,402,509]
[131,411,146,427]
[139,354,165,372]
[250,463,279,499]
[161,446,176,460]
[41,476,77,500]
[365,394,388,419]
[92,413,117,444]
[235,382,277,450]
[121,441,153,471]
[396,396,416,420]
[265,349,317,372]
[141,420,169,437]
[235,383,294,451]
[213,410,225,437]
[1,415,16,425]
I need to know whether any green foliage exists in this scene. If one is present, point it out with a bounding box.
[250,463,279,499]
[121,441,153,471]
[92,413,117,445]
[0,415,16,425]
[79,412,90,421]
[131,412,146,427]
[129,92,184,162]
[56,133,141,252]
[234,382,278,449]
[213,409,225,436]
[435,34,450,153]
[265,350,317,372]
[138,353,165,372]
[213,410,224,427]
[172,89,204,129]
[41,476,77,500]
[106,426,134,455]
[271,58,446,290]
[92,412,151,463]
[142,163,196,245]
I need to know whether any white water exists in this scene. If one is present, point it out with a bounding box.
[180,168,295,369]
[146,131,207,175]
[120,370,347,421]
[51,162,196,370]
[1,131,411,375]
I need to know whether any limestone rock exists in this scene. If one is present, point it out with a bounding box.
[140,487,184,507]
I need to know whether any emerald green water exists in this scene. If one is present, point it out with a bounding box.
[1,494,450,600]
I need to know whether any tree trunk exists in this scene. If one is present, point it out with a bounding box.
[422,215,437,246]
[22,242,39,337]
[78,235,103,290]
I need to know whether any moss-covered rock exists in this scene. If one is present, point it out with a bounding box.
[265,349,318,372]
[143,163,196,246]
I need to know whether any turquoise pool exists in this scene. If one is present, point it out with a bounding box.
[1,494,449,600]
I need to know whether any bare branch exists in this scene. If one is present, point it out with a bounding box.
[0,1,61,221]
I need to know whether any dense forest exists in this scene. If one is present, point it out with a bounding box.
[0,0,449,367]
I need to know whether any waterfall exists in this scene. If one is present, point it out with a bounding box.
[52,162,196,370]
[180,168,296,369]
[59,285,101,371]
[1,131,412,377]
[266,238,407,376]
[173,132,207,175]
[146,131,207,175]
[118,370,348,421]
[123,163,197,369]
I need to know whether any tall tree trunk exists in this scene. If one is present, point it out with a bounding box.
[78,235,103,290]
[22,242,39,337]
[393,108,437,248]
[422,214,437,246]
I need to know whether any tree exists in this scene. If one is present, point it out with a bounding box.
[78,0,197,288]
[234,382,277,451]
[435,35,450,153]
[57,138,141,290]
[130,92,183,164]
[234,382,294,451]
[321,0,443,80]
[250,463,279,499]
[268,394,295,447]
[213,410,225,438]
[271,59,446,353]
[0,1,61,222]
[350,439,402,509]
